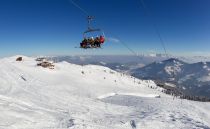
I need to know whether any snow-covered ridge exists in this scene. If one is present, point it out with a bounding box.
[131,58,210,98]
[0,56,210,129]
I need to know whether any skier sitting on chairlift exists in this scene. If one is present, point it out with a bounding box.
[94,36,100,47]
[89,37,95,47]
[99,35,105,44]
[80,38,88,48]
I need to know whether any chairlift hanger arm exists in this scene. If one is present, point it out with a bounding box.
[87,16,95,30]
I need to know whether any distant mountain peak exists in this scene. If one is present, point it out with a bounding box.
[163,58,185,64]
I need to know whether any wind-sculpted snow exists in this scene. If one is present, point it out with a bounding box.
[0,55,210,129]
[102,95,210,129]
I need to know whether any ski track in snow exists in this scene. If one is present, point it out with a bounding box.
[0,55,209,129]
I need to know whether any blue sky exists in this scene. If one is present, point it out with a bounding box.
[0,0,210,57]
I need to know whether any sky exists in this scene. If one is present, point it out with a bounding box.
[0,0,210,57]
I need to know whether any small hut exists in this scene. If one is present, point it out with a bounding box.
[37,61,54,69]
[16,57,23,61]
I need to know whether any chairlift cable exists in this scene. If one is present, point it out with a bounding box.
[106,33,140,57]
[139,0,168,57]
[69,0,89,16]
[119,40,139,57]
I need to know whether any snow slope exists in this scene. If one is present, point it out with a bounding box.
[0,56,210,129]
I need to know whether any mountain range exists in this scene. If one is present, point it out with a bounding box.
[130,58,210,98]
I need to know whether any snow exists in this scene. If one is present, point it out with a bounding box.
[102,96,210,129]
[202,62,210,71]
[99,61,106,65]
[97,93,160,99]
[198,76,210,82]
[178,74,195,83]
[165,82,176,87]
[164,61,183,75]
[0,55,210,129]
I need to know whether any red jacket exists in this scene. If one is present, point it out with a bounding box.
[100,36,105,43]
